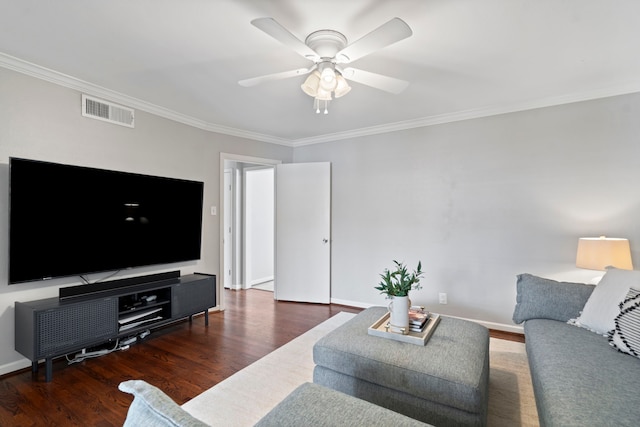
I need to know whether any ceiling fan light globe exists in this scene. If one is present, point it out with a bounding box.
[319,78,337,92]
[334,75,351,98]
[320,66,336,83]
[315,88,332,101]
[300,71,321,97]
[319,66,337,91]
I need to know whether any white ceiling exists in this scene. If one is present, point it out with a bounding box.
[2,0,640,146]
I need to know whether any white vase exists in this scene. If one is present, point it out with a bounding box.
[388,295,410,334]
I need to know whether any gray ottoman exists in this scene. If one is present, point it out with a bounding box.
[313,307,489,427]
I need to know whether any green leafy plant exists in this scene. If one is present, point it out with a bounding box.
[375,260,424,297]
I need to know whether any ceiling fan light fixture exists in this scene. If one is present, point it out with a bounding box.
[321,66,335,83]
[319,76,337,92]
[301,71,320,96]
[315,87,332,101]
[334,74,351,98]
[318,62,337,91]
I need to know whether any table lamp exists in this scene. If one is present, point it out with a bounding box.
[576,236,633,282]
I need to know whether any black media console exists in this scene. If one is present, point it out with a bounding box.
[14,272,216,382]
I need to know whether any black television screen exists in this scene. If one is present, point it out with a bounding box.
[9,158,204,284]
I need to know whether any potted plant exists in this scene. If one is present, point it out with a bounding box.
[375,260,423,334]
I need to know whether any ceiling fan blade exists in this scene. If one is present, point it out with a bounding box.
[238,67,314,87]
[335,18,412,63]
[340,67,409,94]
[251,18,319,61]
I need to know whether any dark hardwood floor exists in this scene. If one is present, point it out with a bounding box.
[0,289,523,426]
[0,290,361,426]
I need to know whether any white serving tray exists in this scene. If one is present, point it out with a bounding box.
[368,312,441,346]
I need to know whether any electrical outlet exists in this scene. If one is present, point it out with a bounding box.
[439,292,448,304]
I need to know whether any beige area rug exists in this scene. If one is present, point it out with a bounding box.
[488,338,539,427]
[182,312,539,427]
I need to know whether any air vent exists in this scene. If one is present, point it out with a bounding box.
[82,94,135,128]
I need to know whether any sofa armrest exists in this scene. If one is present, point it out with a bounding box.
[512,274,595,324]
[119,380,209,427]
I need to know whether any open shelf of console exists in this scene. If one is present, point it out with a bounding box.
[118,287,172,333]
[14,272,216,382]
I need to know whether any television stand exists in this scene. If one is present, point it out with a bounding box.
[15,273,216,382]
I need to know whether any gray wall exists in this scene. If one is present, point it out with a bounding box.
[294,92,640,330]
[0,67,292,374]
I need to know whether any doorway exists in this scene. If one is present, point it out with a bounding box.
[220,154,280,295]
[244,166,274,291]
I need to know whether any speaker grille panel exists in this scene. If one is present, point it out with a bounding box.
[36,298,118,358]
[172,278,215,318]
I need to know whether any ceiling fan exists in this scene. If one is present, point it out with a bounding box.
[238,17,413,113]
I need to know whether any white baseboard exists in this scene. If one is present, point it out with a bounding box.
[448,315,524,334]
[330,298,372,309]
[249,276,274,287]
[329,298,524,334]
[0,358,32,377]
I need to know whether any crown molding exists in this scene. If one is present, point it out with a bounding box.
[291,82,640,146]
[3,52,640,148]
[0,52,293,147]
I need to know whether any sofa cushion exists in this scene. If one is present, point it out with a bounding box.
[512,274,594,324]
[119,380,209,427]
[525,319,640,427]
[573,268,640,334]
[609,288,640,358]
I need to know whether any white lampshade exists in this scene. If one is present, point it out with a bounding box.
[301,62,349,113]
[576,236,633,271]
[301,71,321,97]
[334,74,351,98]
[319,71,337,92]
[315,87,332,101]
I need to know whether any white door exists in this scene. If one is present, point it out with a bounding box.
[275,162,330,303]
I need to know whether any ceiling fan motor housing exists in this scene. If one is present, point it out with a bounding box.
[305,30,348,61]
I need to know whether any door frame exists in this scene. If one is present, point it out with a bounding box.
[223,168,233,290]
[219,153,282,308]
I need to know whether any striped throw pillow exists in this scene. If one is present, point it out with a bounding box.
[608,288,640,358]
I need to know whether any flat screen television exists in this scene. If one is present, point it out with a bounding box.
[9,157,204,284]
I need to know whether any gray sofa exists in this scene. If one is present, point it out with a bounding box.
[512,273,640,427]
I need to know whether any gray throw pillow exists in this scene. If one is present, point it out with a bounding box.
[119,380,209,427]
[512,274,595,324]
